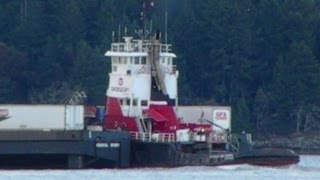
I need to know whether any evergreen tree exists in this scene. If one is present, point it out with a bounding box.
[70,41,109,105]
[1,0,320,135]
[0,42,28,103]
[271,41,320,134]
[253,88,269,132]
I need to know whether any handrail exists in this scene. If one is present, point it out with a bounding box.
[183,132,228,143]
[110,42,172,53]
[130,131,229,144]
[208,134,228,143]
[130,132,175,143]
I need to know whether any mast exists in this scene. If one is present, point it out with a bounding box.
[143,1,147,39]
[165,0,168,46]
[118,25,121,42]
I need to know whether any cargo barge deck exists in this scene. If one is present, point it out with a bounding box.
[0,130,130,169]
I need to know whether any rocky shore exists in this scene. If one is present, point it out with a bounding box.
[253,133,320,155]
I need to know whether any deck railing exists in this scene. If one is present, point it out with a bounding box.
[177,132,228,144]
[208,134,228,143]
[130,132,175,143]
[130,131,229,144]
[111,43,172,53]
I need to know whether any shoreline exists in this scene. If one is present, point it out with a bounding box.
[253,135,320,155]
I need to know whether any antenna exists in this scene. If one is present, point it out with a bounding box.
[137,0,151,40]
[143,1,147,39]
[165,0,168,45]
[125,27,127,37]
[112,31,115,43]
[118,24,121,42]
[150,20,153,34]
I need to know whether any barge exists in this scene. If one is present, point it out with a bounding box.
[0,105,130,169]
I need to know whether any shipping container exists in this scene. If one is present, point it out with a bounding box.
[212,106,231,133]
[0,105,84,131]
[177,106,231,133]
[177,106,213,123]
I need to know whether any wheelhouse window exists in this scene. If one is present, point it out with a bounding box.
[134,57,140,64]
[133,99,138,106]
[141,57,147,64]
[141,100,148,106]
[112,57,119,64]
[119,57,127,64]
[130,57,133,64]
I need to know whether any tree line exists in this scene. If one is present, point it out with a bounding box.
[1,0,320,136]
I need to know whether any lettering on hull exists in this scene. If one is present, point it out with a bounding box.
[111,87,129,92]
[96,142,120,148]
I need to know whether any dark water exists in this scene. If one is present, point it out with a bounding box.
[0,155,318,180]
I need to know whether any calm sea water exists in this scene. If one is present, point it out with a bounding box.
[0,155,319,180]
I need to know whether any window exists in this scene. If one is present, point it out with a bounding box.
[161,57,165,64]
[168,58,172,65]
[112,66,117,72]
[134,57,140,64]
[120,98,131,105]
[141,100,148,106]
[112,57,118,64]
[126,99,130,105]
[123,58,127,64]
[133,99,138,106]
[141,57,147,64]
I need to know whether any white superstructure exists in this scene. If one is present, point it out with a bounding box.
[105,36,178,117]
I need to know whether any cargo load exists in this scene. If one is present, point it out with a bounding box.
[0,105,84,131]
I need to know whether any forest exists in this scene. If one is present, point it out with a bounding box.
[1,0,320,136]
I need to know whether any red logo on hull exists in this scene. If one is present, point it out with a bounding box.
[118,78,123,86]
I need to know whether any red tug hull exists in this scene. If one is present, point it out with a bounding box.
[104,98,300,168]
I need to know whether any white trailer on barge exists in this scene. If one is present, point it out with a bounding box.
[0,105,130,169]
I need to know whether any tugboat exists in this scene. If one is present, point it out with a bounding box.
[102,31,299,167]
[102,33,299,167]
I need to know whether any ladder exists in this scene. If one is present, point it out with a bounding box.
[68,91,87,105]
[135,117,147,132]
